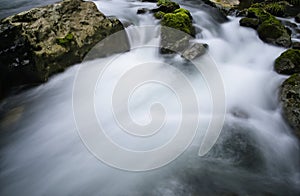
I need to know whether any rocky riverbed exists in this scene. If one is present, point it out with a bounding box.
[0,0,299,140]
[0,0,300,195]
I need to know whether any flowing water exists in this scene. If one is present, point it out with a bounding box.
[0,0,300,195]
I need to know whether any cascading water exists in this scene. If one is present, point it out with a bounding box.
[0,0,299,195]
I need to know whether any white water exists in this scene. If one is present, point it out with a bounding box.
[0,0,299,195]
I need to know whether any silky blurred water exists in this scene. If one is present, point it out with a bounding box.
[0,0,299,195]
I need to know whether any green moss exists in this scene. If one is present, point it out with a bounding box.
[157,0,179,8]
[174,8,189,15]
[248,8,284,28]
[279,49,300,63]
[284,73,300,85]
[246,7,290,47]
[276,49,300,67]
[154,11,166,19]
[249,2,286,16]
[275,49,300,74]
[239,17,259,29]
[264,3,285,16]
[56,33,74,46]
[161,9,193,35]
[174,8,192,19]
[247,8,272,22]
[258,23,283,39]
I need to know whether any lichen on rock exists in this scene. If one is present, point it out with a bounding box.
[0,0,129,98]
[56,33,74,46]
[280,73,300,139]
[274,49,300,75]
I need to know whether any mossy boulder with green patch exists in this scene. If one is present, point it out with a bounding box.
[152,0,180,13]
[0,0,129,99]
[257,21,291,48]
[250,2,286,17]
[160,8,195,54]
[239,8,291,48]
[275,49,300,74]
[280,73,300,139]
[56,33,74,46]
[161,8,195,36]
[239,17,259,29]
[152,1,199,55]
[154,11,165,19]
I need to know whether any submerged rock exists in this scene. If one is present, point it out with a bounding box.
[0,0,129,98]
[280,74,300,139]
[239,8,291,48]
[137,8,149,14]
[205,124,264,171]
[274,49,300,75]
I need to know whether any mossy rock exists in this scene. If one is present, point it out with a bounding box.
[264,2,286,17]
[154,11,165,19]
[160,8,195,54]
[153,0,180,13]
[241,8,291,47]
[153,1,197,55]
[257,22,291,47]
[250,2,286,17]
[274,49,300,74]
[280,73,300,139]
[0,0,129,100]
[239,17,259,29]
[161,8,195,36]
[247,7,274,22]
[174,8,193,19]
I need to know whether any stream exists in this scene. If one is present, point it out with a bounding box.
[0,0,299,195]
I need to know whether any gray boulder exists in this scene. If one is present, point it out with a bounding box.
[280,74,300,139]
[0,0,129,98]
[181,43,208,61]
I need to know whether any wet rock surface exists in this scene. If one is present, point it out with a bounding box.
[274,49,300,75]
[239,8,291,48]
[280,74,300,139]
[0,0,129,99]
